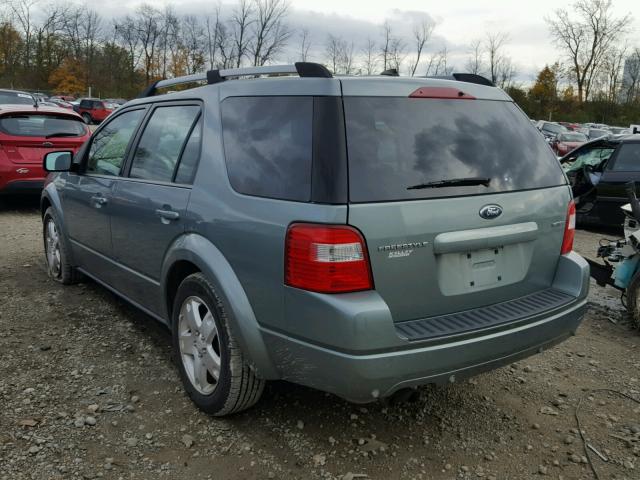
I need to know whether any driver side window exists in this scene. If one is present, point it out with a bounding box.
[86,109,144,176]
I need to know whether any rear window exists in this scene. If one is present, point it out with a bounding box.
[0,92,34,105]
[541,122,565,134]
[221,96,312,201]
[344,98,566,202]
[558,132,587,142]
[0,114,86,137]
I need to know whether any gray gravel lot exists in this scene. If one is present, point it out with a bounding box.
[1,196,639,480]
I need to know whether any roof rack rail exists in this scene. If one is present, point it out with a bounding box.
[426,73,494,87]
[138,62,332,98]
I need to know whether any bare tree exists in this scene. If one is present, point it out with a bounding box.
[379,21,392,71]
[465,39,483,74]
[205,7,222,69]
[135,4,162,83]
[230,0,254,67]
[409,19,435,76]
[388,37,406,73]
[602,45,627,102]
[425,47,451,76]
[546,0,632,102]
[360,37,377,75]
[485,31,508,85]
[158,6,178,78]
[181,15,206,74]
[325,34,342,73]
[624,48,640,103]
[298,27,311,62]
[250,0,290,66]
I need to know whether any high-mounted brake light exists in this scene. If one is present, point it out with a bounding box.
[285,223,373,293]
[409,87,476,100]
[561,200,576,255]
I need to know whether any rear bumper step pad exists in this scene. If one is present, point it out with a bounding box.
[395,288,575,341]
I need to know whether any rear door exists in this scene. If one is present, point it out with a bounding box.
[109,103,201,316]
[341,83,570,322]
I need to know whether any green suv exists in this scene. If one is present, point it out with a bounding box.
[40,63,589,415]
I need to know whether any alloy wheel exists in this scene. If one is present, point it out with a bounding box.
[178,296,222,395]
[45,219,61,279]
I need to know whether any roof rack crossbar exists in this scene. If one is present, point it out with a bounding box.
[139,62,332,98]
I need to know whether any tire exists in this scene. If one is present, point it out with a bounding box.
[172,273,264,416]
[82,113,92,125]
[627,270,640,330]
[43,207,79,284]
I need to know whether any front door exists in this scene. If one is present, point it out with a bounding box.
[109,103,202,317]
[63,108,146,278]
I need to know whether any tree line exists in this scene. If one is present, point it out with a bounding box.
[0,0,637,125]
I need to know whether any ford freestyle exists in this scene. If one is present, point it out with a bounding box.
[40,63,589,415]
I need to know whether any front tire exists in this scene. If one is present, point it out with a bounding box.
[82,113,92,125]
[172,273,264,415]
[43,207,78,284]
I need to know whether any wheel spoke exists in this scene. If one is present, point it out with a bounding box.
[193,354,208,389]
[203,349,221,380]
[179,333,196,355]
[183,299,202,332]
[201,312,217,343]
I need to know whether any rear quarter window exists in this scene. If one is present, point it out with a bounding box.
[220,96,313,202]
[344,98,567,202]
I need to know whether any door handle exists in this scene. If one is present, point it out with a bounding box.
[90,194,108,207]
[156,209,180,223]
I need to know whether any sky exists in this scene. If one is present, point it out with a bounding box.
[77,0,639,83]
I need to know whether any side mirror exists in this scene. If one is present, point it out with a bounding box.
[44,151,73,172]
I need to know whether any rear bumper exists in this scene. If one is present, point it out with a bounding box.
[259,252,589,402]
[0,179,45,194]
[262,298,586,402]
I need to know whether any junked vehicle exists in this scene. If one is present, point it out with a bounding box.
[536,120,567,142]
[0,89,36,106]
[562,135,640,227]
[40,62,589,415]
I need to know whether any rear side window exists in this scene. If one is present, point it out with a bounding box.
[0,114,86,137]
[175,117,202,184]
[611,143,640,171]
[344,98,567,202]
[130,105,200,182]
[221,96,313,201]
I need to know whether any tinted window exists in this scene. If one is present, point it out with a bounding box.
[0,114,86,137]
[86,109,144,176]
[221,96,312,201]
[130,105,200,182]
[175,117,202,184]
[612,144,640,171]
[344,98,566,202]
[0,91,34,105]
[80,100,91,108]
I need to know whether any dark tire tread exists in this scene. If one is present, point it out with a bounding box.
[173,273,264,416]
[43,207,80,285]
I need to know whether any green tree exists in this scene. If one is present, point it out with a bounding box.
[529,65,558,120]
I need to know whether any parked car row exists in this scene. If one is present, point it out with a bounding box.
[534,120,636,156]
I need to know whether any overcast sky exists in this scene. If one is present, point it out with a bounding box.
[85,0,637,83]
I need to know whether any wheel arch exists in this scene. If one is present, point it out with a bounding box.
[161,233,279,379]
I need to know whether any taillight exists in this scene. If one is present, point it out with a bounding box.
[285,223,373,293]
[561,200,576,255]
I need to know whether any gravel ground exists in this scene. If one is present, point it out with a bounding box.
[1,196,639,480]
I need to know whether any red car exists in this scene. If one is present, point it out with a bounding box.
[75,98,116,124]
[0,105,90,195]
[551,131,588,156]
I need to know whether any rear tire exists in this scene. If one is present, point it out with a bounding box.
[82,113,92,125]
[43,207,79,284]
[172,273,264,415]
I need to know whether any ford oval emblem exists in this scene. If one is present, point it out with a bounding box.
[479,204,503,220]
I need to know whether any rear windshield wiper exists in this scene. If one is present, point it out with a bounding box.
[45,132,79,138]
[407,177,492,190]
